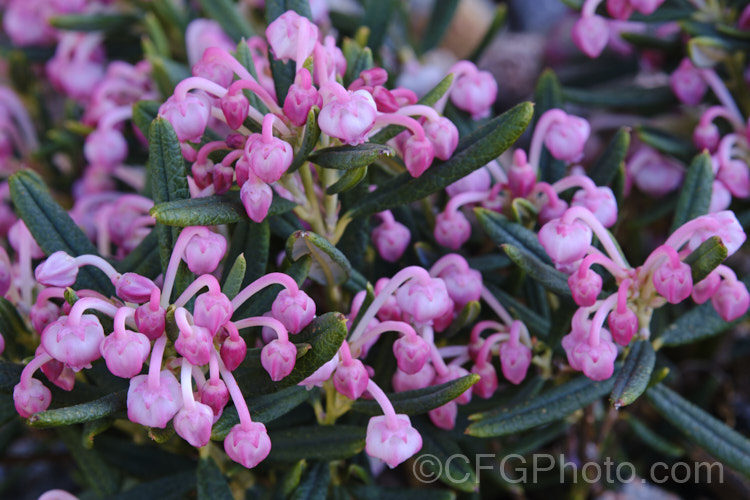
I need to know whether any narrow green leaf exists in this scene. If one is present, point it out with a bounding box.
[659,276,750,346]
[683,236,727,283]
[362,0,391,51]
[309,144,393,170]
[672,152,714,231]
[49,13,138,31]
[469,4,508,62]
[197,0,253,42]
[285,230,351,285]
[326,166,368,195]
[223,220,269,287]
[268,425,366,462]
[221,254,246,300]
[197,457,233,500]
[109,471,196,500]
[588,127,631,187]
[0,297,32,359]
[626,415,684,458]
[610,341,655,409]
[343,43,374,87]
[421,0,460,53]
[132,100,161,140]
[29,392,126,428]
[278,460,307,498]
[82,418,113,449]
[0,361,23,392]
[348,102,533,218]
[562,86,677,112]
[646,383,750,476]
[58,426,120,496]
[291,461,330,500]
[351,375,479,416]
[533,69,562,128]
[466,372,618,437]
[116,228,161,279]
[502,244,571,297]
[211,386,309,440]
[636,125,695,161]
[475,209,552,264]
[416,420,477,492]
[151,190,296,226]
[8,170,113,294]
[289,108,321,173]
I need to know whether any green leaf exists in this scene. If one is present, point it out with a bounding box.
[416,421,477,492]
[475,209,552,264]
[362,0,391,52]
[636,125,695,161]
[0,361,23,392]
[197,457,233,500]
[469,4,508,62]
[658,276,750,346]
[197,0,253,42]
[309,144,393,170]
[671,152,714,231]
[211,386,309,440]
[151,190,296,226]
[268,425,366,462]
[289,108,321,173]
[291,461,330,500]
[0,297,32,359]
[221,254,246,300]
[277,460,307,498]
[8,170,113,295]
[688,36,729,68]
[49,13,138,31]
[285,230,351,285]
[466,372,618,437]
[610,341,655,409]
[626,415,684,458]
[58,426,120,496]
[562,86,677,112]
[109,471,196,500]
[223,220,269,287]
[132,100,161,140]
[348,102,533,218]
[28,392,126,428]
[351,375,479,416]
[502,244,571,297]
[326,166,368,195]
[343,41,374,87]
[82,418,113,449]
[588,127,631,187]
[420,0,460,53]
[234,41,267,114]
[683,236,727,283]
[646,383,750,476]
[116,228,161,279]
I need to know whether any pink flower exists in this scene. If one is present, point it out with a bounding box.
[175,324,213,366]
[573,336,618,380]
[372,218,411,262]
[114,273,157,304]
[35,251,78,287]
[174,402,215,447]
[499,341,532,385]
[538,218,593,265]
[470,362,498,399]
[428,401,458,430]
[393,335,431,375]
[608,307,638,346]
[261,339,297,381]
[224,421,272,468]
[183,230,227,275]
[220,93,250,130]
[652,258,693,304]
[544,114,591,163]
[200,379,230,419]
[402,135,435,178]
[568,268,603,307]
[127,371,183,428]
[571,186,618,228]
[14,378,51,418]
[194,292,233,336]
[135,303,167,340]
[271,289,315,334]
[423,117,459,160]
[446,168,491,197]
[41,316,105,372]
[396,277,453,324]
[572,15,609,58]
[220,335,248,371]
[333,359,370,400]
[266,11,319,63]
[691,271,721,304]
[84,128,128,168]
[100,330,151,378]
[435,365,473,404]
[450,69,498,120]
[434,209,471,250]
[670,59,707,106]
[185,19,235,67]
[318,86,377,145]
[158,93,211,143]
[245,134,294,184]
[284,69,322,127]
[711,279,750,322]
[240,178,273,223]
[365,414,422,468]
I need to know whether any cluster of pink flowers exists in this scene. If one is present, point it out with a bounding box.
[540,207,748,380]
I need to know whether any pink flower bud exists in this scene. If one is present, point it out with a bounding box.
[433,209,471,250]
[572,15,609,58]
[471,362,498,399]
[185,19,235,67]
[0,247,9,297]
[35,251,78,287]
[365,414,423,468]
[607,0,634,19]
[3,0,58,47]
[183,230,227,275]
[435,365,473,404]
[670,59,707,106]
[608,306,638,346]
[175,324,213,366]
[450,69,498,120]
[246,135,294,184]
[240,178,273,223]
[574,336,618,380]
[392,363,435,392]
[393,335,431,375]
[628,147,685,197]
[691,270,721,304]
[396,277,453,325]
[693,122,720,152]
[174,402,214,447]
[538,218,593,265]
[158,93,211,143]
[446,168,491,197]
[711,279,750,322]
[114,273,157,303]
[194,292,233,336]
[428,401,458,430]
[424,117,459,160]
[571,186,618,228]
[271,289,315,334]
[193,53,235,88]
[630,0,665,15]
[31,300,59,334]
[41,316,105,371]
[508,150,537,198]
[135,303,166,340]
[213,163,235,195]
[319,88,377,145]
[333,359,369,399]
[84,128,128,168]
[375,279,403,322]
[299,355,338,387]
[539,198,569,225]
[717,159,750,199]
[9,220,44,259]
[439,268,482,310]
[127,371,183,428]
[220,335,248,371]
[100,330,151,378]
[372,86,400,112]
[220,93,250,130]
[224,421,272,468]
[689,211,746,257]
[200,378,230,418]
[14,378,52,418]
[261,339,297,381]
[499,341,532,385]
[266,11,319,63]
[544,115,591,162]
[568,268,603,307]
[653,259,693,304]
[192,161,213,190]
[373,218,411,263]
[284,69,322,126]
